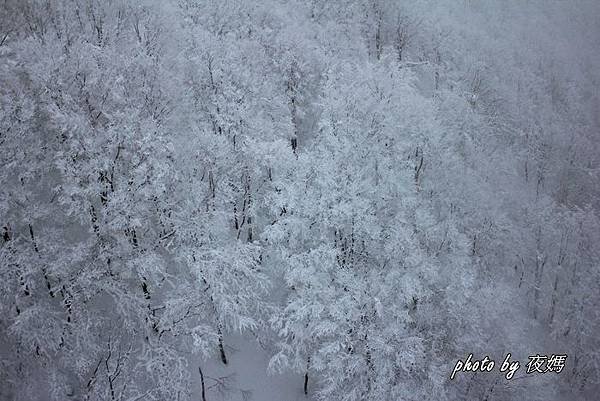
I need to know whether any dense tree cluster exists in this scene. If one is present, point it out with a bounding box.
[1,1,598,400]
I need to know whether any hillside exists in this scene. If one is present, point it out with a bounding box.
[1,1,599,400]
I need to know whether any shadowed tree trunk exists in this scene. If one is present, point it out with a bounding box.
[199,366,207,401]
[304,356,310,395]
[218,327,227,365]
[304,372,309,395]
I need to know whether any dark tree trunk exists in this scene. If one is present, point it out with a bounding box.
[304,372,309,395]
[199,366,207,401]
[218,335,228,365]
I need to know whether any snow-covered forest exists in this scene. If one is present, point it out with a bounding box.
[1,1,599,400]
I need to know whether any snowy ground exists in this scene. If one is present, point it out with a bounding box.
[191,334,310,401]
